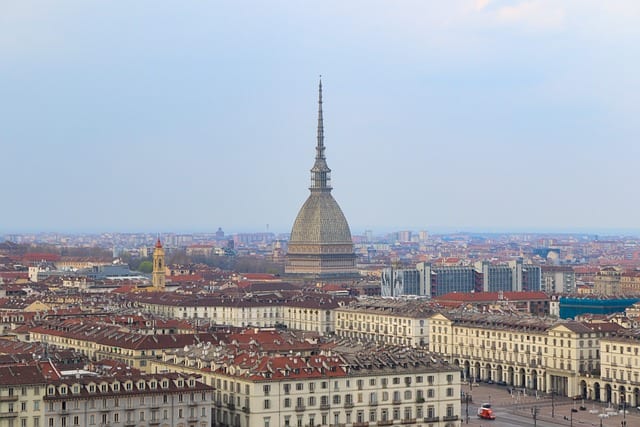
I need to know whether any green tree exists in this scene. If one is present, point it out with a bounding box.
[137,260,153,274]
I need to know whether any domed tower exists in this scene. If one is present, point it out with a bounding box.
[285,79,357,280]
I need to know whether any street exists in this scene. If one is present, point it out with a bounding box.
[460,382,637,427]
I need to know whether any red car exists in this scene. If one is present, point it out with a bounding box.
[478,403,496,420]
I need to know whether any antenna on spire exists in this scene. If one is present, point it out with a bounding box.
[310,77,331,191]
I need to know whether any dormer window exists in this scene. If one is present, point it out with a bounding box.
[149,381,156,389]
[113,383,120,392]
[138,382,145,390]
[177,380,183,387]
[60,386,67,395]
[162,381,168,389]
[48,386,55,395]
[101,384,107,392]
[189,379,195,387]
[73,385,80,394]
[125,382,132,391]
[88,385,96,393]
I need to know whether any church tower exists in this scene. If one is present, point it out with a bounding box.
[285,79,358,280]
[152,238,166,289]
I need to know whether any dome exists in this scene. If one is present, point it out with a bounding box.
[289,192,353,245]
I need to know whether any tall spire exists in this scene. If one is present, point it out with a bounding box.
[310,77,332,192]
[317,77,324,158]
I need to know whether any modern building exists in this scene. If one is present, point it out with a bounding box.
[380,268,423,297]
[285,80,357,280]
[541,266,576,294]
[385,260,541,297]
[416,263,479,297]
[475,260,541,292]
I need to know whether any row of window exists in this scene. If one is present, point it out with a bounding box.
[261,404,456,427]
[46,407,206,427]
[263,375,446,395]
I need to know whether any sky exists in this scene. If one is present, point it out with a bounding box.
[2,1,640,235]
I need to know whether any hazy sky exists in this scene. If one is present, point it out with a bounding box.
[2,1,640,235]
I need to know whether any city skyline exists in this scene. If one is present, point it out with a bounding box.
[2,1,640,234]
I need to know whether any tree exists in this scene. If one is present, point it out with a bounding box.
[137,260,153,274]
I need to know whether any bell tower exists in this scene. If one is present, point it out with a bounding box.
[152,238,166,289]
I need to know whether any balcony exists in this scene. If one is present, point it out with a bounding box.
[320,403,330,410]
[352,423,369,427]
[443,415,459,421]
[377,421,393,426]
[401,419,416,425]
[188,416,199,423]
[0,396,18,402]
[392,399,402,405]
[227,403,235,411]
[369,401,378,406]
[0,411,18,419]
[242,406,250,413]
[149,420,161,426]
[295,405,306,412]
[423,416,439,423]
[344,401,354,409]
[188,400,198,407]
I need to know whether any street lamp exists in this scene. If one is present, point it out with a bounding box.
[551,389,555,418]
[531,406,539,427]
[570,407,573,427]
[465,393,470,424]
[621,394,627,427]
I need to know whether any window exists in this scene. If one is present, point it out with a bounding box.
[446,387,454,397]
[263,385,271,396]
[264,399,271,409]
[284,398,291,408]
[446,404,454,417]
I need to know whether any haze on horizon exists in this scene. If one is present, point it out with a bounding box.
[2,1,640,235]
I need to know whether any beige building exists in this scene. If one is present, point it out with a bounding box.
[0,364,46,427]
[429,311,610,398]
[151,346,461,427]
[132,293,348,334]
[43,371,212,427]
[584,329,640,407]
[334,299,432,347]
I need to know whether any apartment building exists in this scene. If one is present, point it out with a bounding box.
[541,266,576,294]
[429,311,612,398]
[386,260,541,298]
[334,299,433,347]
[589,329,640,407]
[29,320,218,371]
[131,293,350,334]
[42,371,213,427]
[150,346,461,427]
[0,364,47,427]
